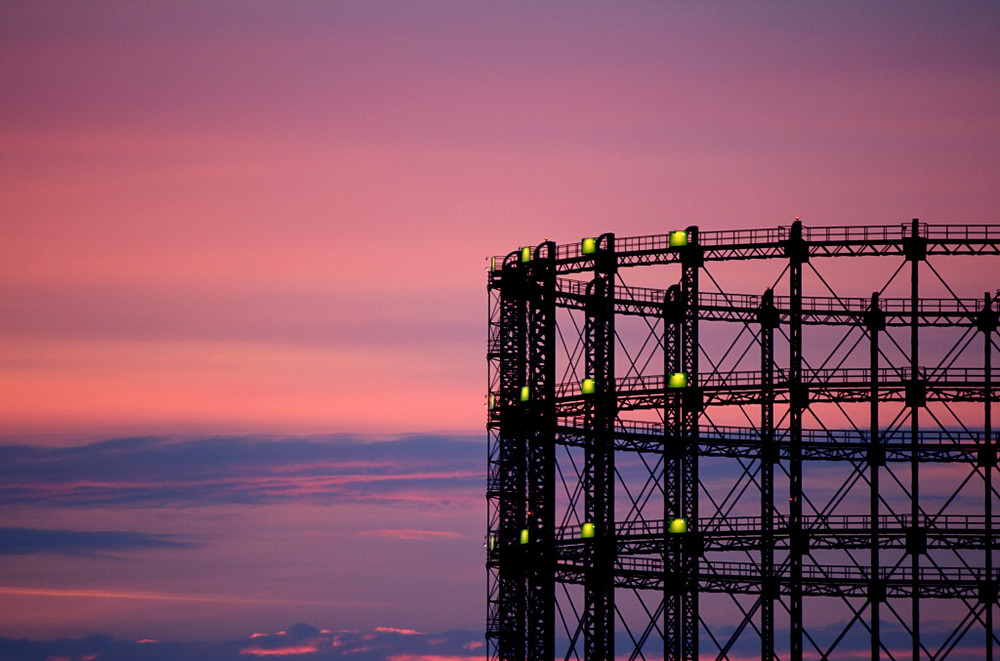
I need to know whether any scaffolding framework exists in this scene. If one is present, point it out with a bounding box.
[486,221,999,661]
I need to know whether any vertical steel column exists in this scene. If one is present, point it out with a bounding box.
[785,220,808,661]
[497,255,528,661]
[904,219,926,661]
[759,288,779,661]
[866,292,886,661]
[525,242,556,660]
[486,274,501,660]
[663,284,682,661]
[680,227,701,661]
[978,292,997,660]
[584,233,616,661]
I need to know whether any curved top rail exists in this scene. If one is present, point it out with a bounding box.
[490,222,1000,274]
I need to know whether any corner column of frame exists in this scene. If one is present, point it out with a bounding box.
[680,227,702,661]
[525,242,557,661]
[758,288,779,661]
[785,220,808,661]
[978,292,998,660]
[866,293,887,661]
[497,256,528,661]
[663,284,682,661]
[904,218,926,661]
[486,261,503,658]
[584,233,616,661]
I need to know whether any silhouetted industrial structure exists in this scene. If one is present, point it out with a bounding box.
[486,221,998,660]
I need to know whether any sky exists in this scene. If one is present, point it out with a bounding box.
[1,1,998,659]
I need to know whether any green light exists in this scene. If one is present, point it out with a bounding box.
[488,394,496,410]
[668,372,688,388]
[490,256,496,271]
[669,518,687,534]
[520,246,531,263]
[520,528,530,545]
[489,535,496,551]
[581,522,595,538]
[520,386,530,402]
[581,237,597,254]
[669,230,688,247]
[581,378,595,395]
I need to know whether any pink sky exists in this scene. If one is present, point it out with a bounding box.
[0,1,998,654]
[3,2,997,440]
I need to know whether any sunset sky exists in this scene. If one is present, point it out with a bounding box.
[1,2,999,659]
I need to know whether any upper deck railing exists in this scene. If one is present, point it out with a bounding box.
[491,222,1000,274]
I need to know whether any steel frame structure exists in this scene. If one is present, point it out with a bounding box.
[486,221,999,661]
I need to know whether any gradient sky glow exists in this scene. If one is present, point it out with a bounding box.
[3,2,999,438]
[1,1,999,657]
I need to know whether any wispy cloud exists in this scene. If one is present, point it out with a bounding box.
[356,530,461,542]
[387,656,481,661]
[373,627,421,635]
[0,587,352,607]
[0,434,483,508]
[240,645,318,656]
[0,527,195,556]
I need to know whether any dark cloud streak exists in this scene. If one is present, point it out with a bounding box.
[0,620,962,661]
[0,527,196,556]
[0,434,483,508]
[0,625,486,661]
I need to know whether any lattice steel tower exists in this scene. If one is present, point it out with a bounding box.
[485,221,999,660]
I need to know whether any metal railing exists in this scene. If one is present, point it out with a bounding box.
[490,223,1000,271]
[549,367,998,398]
[549,514,999,541]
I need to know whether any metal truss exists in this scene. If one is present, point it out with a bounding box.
[487,220,999,661]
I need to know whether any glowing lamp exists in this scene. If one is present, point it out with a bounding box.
[581,378,595,395]
[581,522,596,538]
[669,518,688,534]
[520,528,530,545]
[491,256,497,271]
[669,230,688,247]
[668,372,688,388]
[489,535,496,551]
[520,386,530,402]
[581,237,597,254]
[520,246,531,263]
